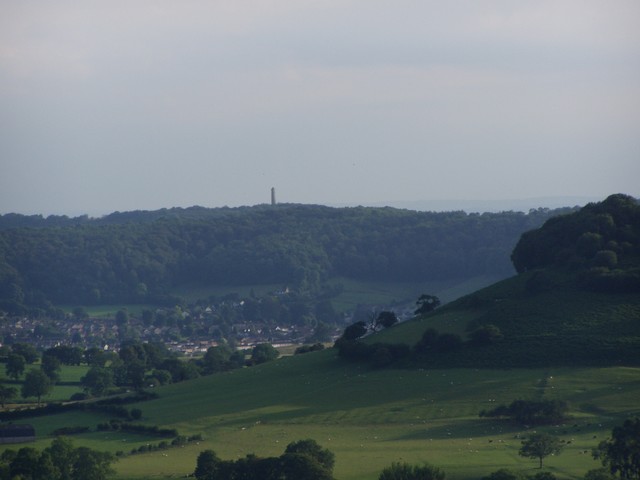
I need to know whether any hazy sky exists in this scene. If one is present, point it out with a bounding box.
[1,1,639,216]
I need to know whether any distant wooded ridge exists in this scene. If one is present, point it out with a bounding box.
[0,203,578,310]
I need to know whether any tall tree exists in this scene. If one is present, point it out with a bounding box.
[71,447,115,480]
[194,449,221,480]
[375,311,399,330]
[250,344,279,365]
[594,417,640,480]
[33,450,60,480]
[342,321,367,341]
[280,452,334,480]
[41,354,62,383]
[45,436,77,480]
[414,294,441,315]
[201,345,233,374]
[0,383,17,408]
[21,369,52,406]
[6,354,26,380]
[8,447,40,479]
[81,367,113,397]
[519,433,564,468]
[284,439,335,472]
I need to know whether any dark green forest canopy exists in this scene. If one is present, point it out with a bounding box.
[511,194,640,292]
[0,203,575,309]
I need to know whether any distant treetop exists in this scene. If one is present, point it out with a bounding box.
[511,194,640,286]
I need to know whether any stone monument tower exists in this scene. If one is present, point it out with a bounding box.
[271,187,276,206]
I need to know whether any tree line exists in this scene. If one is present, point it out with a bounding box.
[0,203,573,312]
[0,340,279,406]
[0,436,114,480]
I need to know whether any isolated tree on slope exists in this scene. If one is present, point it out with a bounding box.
[342,321,367,341]
[414,294,440,315]
[376,311,399,330]
[519,433,564,468]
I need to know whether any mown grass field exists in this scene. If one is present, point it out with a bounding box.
[4,349,639,480]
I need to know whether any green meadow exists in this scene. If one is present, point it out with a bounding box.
[1,363,88,404]
[5,349,639,480]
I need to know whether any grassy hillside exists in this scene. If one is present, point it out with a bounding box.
[4,349,639,480]
[368,269,640,367]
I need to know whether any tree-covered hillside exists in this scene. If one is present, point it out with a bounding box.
[512,193,640,292]
[0,204,574,312]
[344,194,640,368]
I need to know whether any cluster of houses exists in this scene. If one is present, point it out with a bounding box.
[0,308,340,356]
[0,286,415,356]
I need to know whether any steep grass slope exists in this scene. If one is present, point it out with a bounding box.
[370,270,640,367]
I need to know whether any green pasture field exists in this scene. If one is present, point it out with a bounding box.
[1,364,88,404]
[4,350,639,480]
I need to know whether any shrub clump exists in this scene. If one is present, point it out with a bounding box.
[480,399,569,426]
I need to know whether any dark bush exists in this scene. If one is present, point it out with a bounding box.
[481,469,523,480]
[294,343,325,355]
[480,399,569,425]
